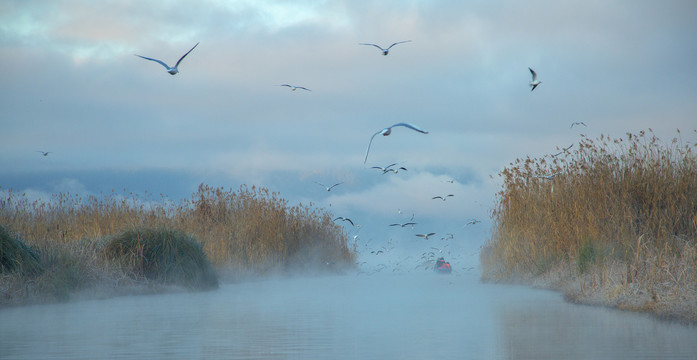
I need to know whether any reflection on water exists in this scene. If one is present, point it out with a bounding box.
[1,273,695,359]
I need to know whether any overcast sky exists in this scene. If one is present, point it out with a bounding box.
[2,1,696,268]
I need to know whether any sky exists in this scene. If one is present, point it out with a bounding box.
[1,0,696,269]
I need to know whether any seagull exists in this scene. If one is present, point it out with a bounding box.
[364,122,428,164]
[359,40,411,56]
[36,151,51,157]
[315,182,343,191]
[334,217,355,226]
[135,42,199,75]
[389,222,417,228]
[551,144,574,158]
[416,233,436,240]
[465,219,481,226]
[529,67,541,92]
[383,167,407,174]
[371,163,398,173]
[570,122,587,128]
[432,194,455,201]
[534,171,563,180]
[279,84,311,92]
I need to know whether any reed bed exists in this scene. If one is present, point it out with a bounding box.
[0,184,355,305]
[481,129,697,323]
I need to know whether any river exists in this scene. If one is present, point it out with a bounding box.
[1,272,695,359]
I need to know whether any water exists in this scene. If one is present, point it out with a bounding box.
[1,273,695,359]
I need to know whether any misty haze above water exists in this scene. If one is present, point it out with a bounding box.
[1,273,695,359]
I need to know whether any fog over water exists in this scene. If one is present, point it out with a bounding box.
[1,272,695,359]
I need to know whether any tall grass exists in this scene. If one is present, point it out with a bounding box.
[481,130,697,322]
[0,183,355,305]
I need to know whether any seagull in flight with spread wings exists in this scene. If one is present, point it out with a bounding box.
[529,67,542,92]
[279,84,311,92]
[359,40,411,56]
[135,42,199,75]
[364,123,428,164]
[334,217,355,226]
[570,121,587,128]
[36,151,51,157]
[389,222,417,228]
[432,194,455,201]
[416,233,436,240]
[315,182,343,191]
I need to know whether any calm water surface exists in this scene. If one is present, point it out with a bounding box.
[1,273,695,359]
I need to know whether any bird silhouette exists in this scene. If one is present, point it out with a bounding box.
[315,182,343,191]
[359,40,411,56]
[135,42,199,75]
[364,123,428,164]
[529,67,542,91]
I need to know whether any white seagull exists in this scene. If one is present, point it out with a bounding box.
[279,84,311,92]
[364,122,428,164]
[389,222,417,228]
[315,181,343,191]
[432,194,455,201]
[135,42,199,75]
[416,233,436,240]
[359,40,411,56]
[529,67,542,92]
[570,122,587,128]
[334,217,355,226]
[36,151,51,157]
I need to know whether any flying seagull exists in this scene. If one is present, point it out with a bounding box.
[359,40,411,56]
[36,151,51,157]
[551,144,574,158]
[315,181,343,191]
[383,167,407,174]
[279,84,311,92]
[135,42,199,75]
[432,194,455,201]
[529,67,541,92]
[364,122,428,164]
[570,121,587,128]
[465,219,481,226]
[334,217,355,226]
[533,171,563,180]
[416,233,436,240]
[389,222,417,228]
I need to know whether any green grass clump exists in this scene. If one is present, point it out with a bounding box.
[104,227,218,290]
[0,224,42,275]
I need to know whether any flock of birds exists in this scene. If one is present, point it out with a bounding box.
[35,38,582,275]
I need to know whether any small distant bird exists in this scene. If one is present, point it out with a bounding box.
[36,151,51,157]
[334,217,355,226]
[534,171,563,180]
[389,222,417,228]
[416,233,436,240]
[529,67,542,92]
[465,219,481,226]
[385,167,407,174]
[372,163,398,173]
[135,42,199,75]
[279,84,311,92]
[551,144,574,158]
[364,122,428,164]
[315,182,343,191]
[570,122,587,128]
[359,40,411,56]
[432,194,455,201]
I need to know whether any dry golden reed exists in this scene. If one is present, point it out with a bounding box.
[0,183,355,304]
[481,129,697,322]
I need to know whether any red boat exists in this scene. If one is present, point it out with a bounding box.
[434,257,452,274]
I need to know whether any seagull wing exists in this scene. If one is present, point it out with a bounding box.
[530,83,539,92]
[135,55,172,70]
[364,130,383,164]
[389,223,401,227]
[359,43,386,51]
[175,42,199,68]
[529,67,537,81]
[386,40,412,50]
[391,122,429,134]
[329,182,343,190]
[314,181,327,188]
[432,196,443,200]
[297,87,312,91]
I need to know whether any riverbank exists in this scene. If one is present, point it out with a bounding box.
[480,130,697,324]
[0,184,356,307]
